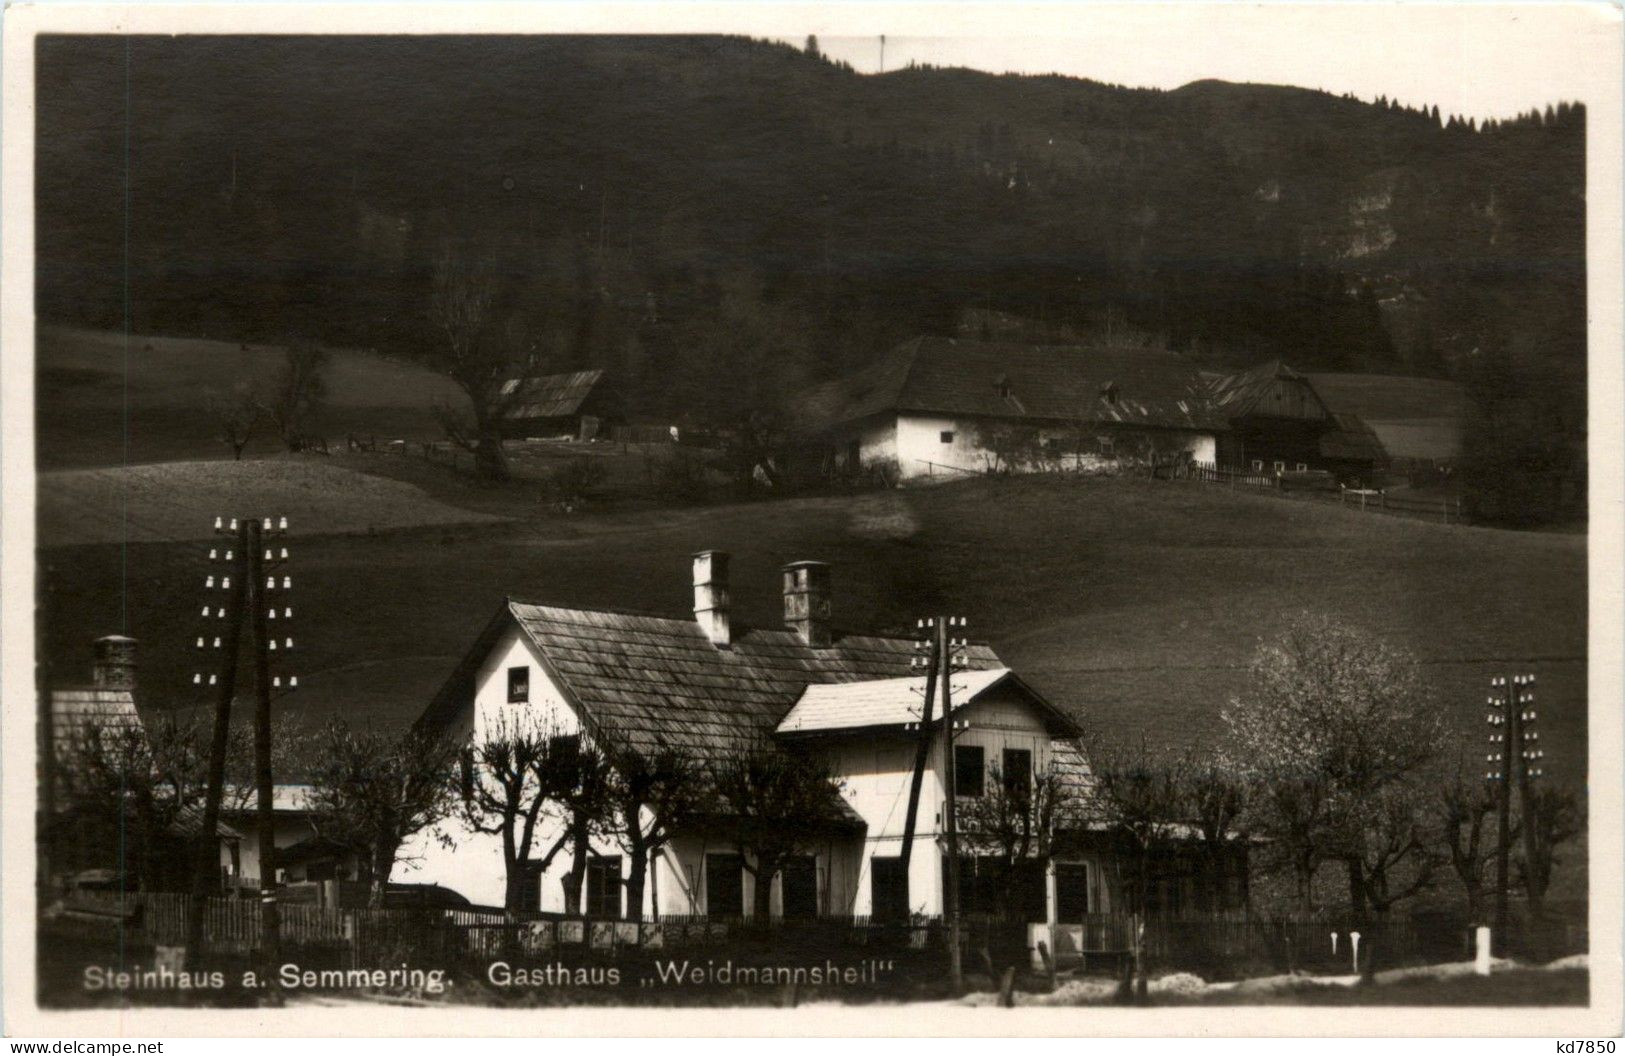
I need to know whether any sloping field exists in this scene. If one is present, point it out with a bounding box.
[38,459,504,545]
[46,475,1583,770]
[1307,372,1469,420]
[1308,372,1468,461]
[36,326,465,468]
[1367,418,1463,461]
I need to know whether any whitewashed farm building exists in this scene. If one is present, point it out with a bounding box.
[794,337,1386,484]
[395,552,1223,925]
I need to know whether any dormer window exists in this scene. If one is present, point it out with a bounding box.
[1100,382,1120,405]
[507,665,529,703]
[996,374,1012,400]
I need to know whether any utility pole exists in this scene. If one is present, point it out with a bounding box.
[938,616,969,995]
[187,517,250,960]
[248,517,287,1001]
[898,620,941,879]
[1486,673,1540,955]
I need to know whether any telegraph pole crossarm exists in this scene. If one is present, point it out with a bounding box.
[187,516,250,962]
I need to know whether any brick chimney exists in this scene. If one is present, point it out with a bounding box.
[692,550,731,648]
[92,634,138,692]
[782,561,832,648]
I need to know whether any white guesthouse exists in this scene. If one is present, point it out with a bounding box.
[396,552,1126,926]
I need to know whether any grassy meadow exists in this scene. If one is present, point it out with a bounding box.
[41,474,1585,796]
[36,325,464,468]
[34,329,1585,904]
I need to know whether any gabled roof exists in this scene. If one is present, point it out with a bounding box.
[50,687,141,762]
[220,784,317,815]
[1204,358,1325,418]
[500,369,605,420]
[169,803,244,841]
[418,600,1007,760]
[776,668,1080,738]
[795,337,1226,434]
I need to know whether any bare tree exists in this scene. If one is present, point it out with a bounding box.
[712,742,848,920]
[958,759,1068,918]
[1350,782,1440,915]
[424,247,527,481]
[61,711,305,892]
[205,382,264,460]
[266,338,329,451]
[549,736,615,917]
[1082,734,1187,1002]
[1435,759,1501,920]
[600,735,703,922]
[456,716,575,913]
[305,721,457,907]
[681,274,813,495]
[1084,735,1187,918]
[1175,754,1248,913]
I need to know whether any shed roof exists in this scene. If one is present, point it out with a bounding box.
[500,369,605,421]
[776,668,1079,737]
[50,687,142,762]
[795,337,1226,434]
[169,803,244,840]
[1320,412,1389,464]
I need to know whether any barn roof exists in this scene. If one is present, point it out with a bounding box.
[1203,358,1322,418]
[795,337,1226,434]
[776,668,1080,738]
[500,369,605,421]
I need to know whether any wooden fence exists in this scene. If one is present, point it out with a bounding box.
[1187,462,1464,525]
[65,893,1584,981]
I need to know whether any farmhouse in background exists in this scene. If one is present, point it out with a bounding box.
[793,338,1386,485]
[498,368,621,441]
[1205,360,1387,483]
[399,552,1248,926]
[793,337,1225,481]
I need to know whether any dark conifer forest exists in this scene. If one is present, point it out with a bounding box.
[36,35,1587,517]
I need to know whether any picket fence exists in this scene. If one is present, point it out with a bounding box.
[66,893,1585,981]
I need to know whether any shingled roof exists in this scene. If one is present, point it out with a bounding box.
[1204,358,1326,418]
[419,600,1006,759]
[795,337,1226,434]
[500,369,605,421]
[50,687,142,764]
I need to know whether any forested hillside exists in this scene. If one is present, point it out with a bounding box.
[36,35,1586,515]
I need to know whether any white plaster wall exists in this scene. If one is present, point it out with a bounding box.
[826,683,1061,918]
[395,624,584,908]
[895,415,990,478]
[227,815,324,886]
